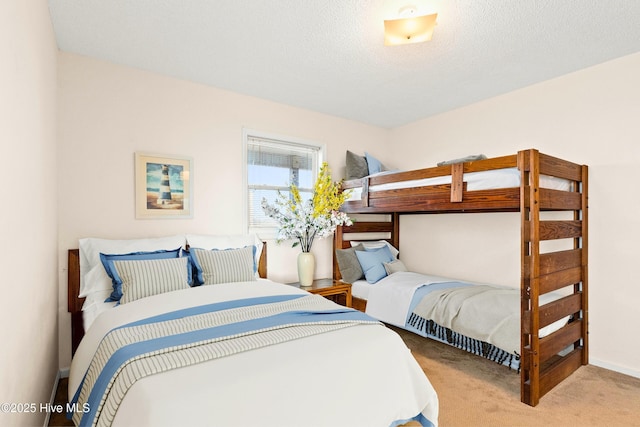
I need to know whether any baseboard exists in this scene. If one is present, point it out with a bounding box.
[590,358,640,379]
[43,368,70,427]
[43,370,61,427]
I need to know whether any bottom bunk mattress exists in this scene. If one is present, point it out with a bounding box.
[69,280,438,427]
[353,272,569,371]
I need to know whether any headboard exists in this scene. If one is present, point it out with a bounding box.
[67,243,268,355]
[67,249,84,356]
[332,213,399,281]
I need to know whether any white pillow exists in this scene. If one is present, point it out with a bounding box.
[80,264,113,297]
[78,235,187,297]
[81,288,112,311]
[186,234,264,276]
[349,240,399,258]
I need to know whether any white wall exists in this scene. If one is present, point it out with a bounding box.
[57,53,388,367]
[0,2,59,426]
[388,52,640,377]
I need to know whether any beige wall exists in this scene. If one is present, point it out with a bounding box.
[0,2,59,426]
[388,52,640,377]
[56,53,388,367]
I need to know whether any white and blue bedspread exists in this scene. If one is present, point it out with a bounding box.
[69,281,439,427]
[365,272,521,370]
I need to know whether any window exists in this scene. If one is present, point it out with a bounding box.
[243,129,325,235]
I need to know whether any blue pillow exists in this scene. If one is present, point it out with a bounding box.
[189,245,257,285]
[365,152,385,174]
[355,246,394,283]
[100,248,185,301]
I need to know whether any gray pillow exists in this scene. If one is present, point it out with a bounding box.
[346,151,369,180]
[384,259,408,275]
[335,244,365,283]
[437,154,487,167]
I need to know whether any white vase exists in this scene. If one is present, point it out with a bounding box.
[297,252,315,287]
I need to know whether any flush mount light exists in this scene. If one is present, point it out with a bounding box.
[384,5,437,46]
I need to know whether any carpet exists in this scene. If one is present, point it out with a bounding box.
[392,326,640,427]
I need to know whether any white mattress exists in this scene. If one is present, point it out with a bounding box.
[347,167,571,201]
[352,279,374,300]
[72,280,439,427]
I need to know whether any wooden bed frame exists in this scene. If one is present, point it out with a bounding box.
[67,244,268,356]
[333,149,588,407]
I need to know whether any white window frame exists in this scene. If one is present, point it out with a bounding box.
[242,128,326,238]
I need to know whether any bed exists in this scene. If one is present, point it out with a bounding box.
[334,149,588,407]
[345,270,571,372]
[67,234,438,427]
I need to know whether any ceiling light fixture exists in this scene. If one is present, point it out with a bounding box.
[384,5,437,46]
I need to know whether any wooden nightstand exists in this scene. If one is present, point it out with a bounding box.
[286,278,352,308]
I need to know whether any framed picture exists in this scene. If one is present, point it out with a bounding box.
[135,152,193,219]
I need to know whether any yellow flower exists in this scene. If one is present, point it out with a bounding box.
[289,185,302,212]
[312,162,349,219]
[261,161,351,252]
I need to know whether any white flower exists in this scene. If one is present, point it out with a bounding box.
[261,163,352,252]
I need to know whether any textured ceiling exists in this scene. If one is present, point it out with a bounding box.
[48,0,640,128]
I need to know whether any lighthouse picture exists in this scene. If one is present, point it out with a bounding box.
[146,162,184,209]
[135,153,192,219]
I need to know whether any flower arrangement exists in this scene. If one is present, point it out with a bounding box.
[261,162,352,252]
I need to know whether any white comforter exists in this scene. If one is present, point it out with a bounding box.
[70,280,438,427]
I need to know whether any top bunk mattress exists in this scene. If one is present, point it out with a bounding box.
[347,167,571,202]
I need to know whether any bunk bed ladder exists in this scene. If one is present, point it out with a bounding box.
[519,149,589,406]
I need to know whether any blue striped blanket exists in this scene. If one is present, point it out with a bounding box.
[70,294,378,427]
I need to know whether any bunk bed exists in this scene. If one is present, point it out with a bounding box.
[333,148,588,407]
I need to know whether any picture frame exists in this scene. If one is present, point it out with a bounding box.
[135,152,193,219]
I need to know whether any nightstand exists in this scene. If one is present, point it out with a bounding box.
[286,278,352,308]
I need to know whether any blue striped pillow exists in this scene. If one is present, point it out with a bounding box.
[114,257,191,304]
[100,248,185,302]
[190,246,256,285]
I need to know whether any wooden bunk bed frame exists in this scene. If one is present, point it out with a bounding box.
[333,148,588,407]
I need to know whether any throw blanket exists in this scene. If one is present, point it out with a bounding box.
[71,294,378,427]
[409,285,520,357]
[366,272,454,327]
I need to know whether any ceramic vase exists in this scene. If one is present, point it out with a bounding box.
[297,252,315,287]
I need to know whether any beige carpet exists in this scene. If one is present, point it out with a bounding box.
[392,326,640,427]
